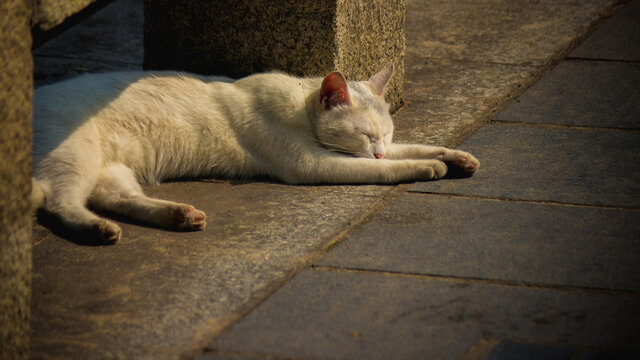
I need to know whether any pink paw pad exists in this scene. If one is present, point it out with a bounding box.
[172,205,207,231]
[93,220,122,243]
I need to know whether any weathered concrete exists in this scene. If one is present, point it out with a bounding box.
[396,59,538,146]
[29,0,629,358]
[569,0,640,62]
[33,0,143,87]
[32,0,98,30]
[143,0,405,110]
[495,61,640,129]
[206,3,640,359]
[412,125,640,207]
[406,0,619,66]
[30,182,388,359]
[395,0,618,146]
[207,269,640,359]
[319,194,640,291]
[486,341,573,360]
[0,1,33,359]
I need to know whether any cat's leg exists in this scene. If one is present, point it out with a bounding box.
[386,143,480,174]
[36,147,123,242]
[41,181,123,243]
[284,155,448,184]
[89,163,206,230]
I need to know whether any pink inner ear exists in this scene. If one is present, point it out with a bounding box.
[320,72,351,109]
[368,66,393,96]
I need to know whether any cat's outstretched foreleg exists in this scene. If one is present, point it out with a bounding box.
[90,164,206,231]
[386,144,480,175]
[286,155,448,184]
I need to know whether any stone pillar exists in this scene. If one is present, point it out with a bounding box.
[143,0,405,110]
[0,0,34,359]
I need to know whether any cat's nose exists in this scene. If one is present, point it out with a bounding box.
[374,153,384,159]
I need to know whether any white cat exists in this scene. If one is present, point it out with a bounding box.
[32,67,479,243]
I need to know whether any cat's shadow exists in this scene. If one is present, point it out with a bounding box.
[36,210,114,246]
[35,207,198,246]
[36,171,472,246]
[442,166,476,180]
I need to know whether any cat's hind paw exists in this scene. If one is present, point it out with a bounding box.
[93,220,122,243]
[172,205,207,231]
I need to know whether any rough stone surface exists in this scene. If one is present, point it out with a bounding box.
[209,269,640,359]
[411,125,640,207]
[0,0,33,358]
[495,61,640,129]
[569,0,640,62]
[28,0,630,358]
[406,0,619,66]
[33,0,143,87]
[143,0,405,110]
[486,341,573,360]
[30,181,388,359]
[319,194,640,291]
[395,0,618,147]
[33,0,98,30]
[395,59,538,146]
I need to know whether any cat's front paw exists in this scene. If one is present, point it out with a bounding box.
[420,159,448,180]
[441,150,480,175]
[172,205,207,231]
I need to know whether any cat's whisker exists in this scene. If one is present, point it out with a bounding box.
[308,136,373,159]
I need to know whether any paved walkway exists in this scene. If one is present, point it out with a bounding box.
[30,0,638,359]
[201,1,640,359]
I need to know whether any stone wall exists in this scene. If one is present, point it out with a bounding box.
[1,0,99,357]
[0,1,34,358]
[33,0,98,30]
[144,0,405,110]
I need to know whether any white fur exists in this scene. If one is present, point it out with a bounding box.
[32,68,479,242]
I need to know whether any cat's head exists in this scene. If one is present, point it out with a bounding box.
[313,67,394,159]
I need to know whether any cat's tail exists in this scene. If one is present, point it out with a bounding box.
[31,178,46,210]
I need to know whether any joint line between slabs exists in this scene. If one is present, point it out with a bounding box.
[33,53,142,68]
[204,348,326,360]
[487,119,640,134]
[406,191,640,211]
[311,265,639,297]
[565,57,640,65]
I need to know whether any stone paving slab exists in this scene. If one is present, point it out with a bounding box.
[34,56,141,88]
[484,341,637,360]
[317,194,640,291]
[569,0,640,62]
[207,269,640,360]
[28,0,631,358]
[406,0,618,66]
[30,181,388,359]
[485,341,573,360]
[395,59,538,146]
[411,125,640,207]
[494,61,640,129]
[33,0,143,87]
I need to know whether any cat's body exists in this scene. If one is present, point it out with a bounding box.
[33,67,479,242]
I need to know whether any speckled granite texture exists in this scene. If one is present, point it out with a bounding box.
[0,0,33,358]
[143,0,405,110]
[32,0,98,30]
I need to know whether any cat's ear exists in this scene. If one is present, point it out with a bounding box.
[368,66,394,96]
[320,72,351,109]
